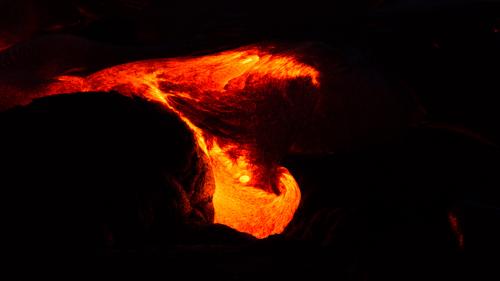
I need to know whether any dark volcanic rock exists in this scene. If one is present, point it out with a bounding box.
[0,92,224,253]
[282,126,500,280]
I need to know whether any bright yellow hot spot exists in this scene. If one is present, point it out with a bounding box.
[239,175,251,183]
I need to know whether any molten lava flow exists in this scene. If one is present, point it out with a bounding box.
[42,45,320,238]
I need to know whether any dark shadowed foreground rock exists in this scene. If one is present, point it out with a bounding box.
[283,126,500,280]
[0,92,252,255]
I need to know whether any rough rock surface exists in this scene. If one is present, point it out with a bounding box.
[0,92,247,253]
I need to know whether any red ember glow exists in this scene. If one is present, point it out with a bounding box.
[448,211,464,249]
[40,45,321,238]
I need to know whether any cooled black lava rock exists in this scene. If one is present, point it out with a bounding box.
[282,126,500,280]
[0,91,234,254]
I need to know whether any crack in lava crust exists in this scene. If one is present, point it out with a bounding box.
[41,44,320,238]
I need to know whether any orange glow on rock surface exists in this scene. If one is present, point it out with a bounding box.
[40,45,320,238]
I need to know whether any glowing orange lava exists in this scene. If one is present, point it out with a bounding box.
[41,45,320,238]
